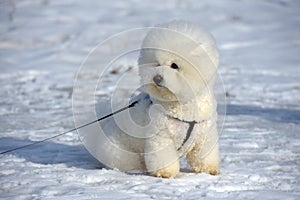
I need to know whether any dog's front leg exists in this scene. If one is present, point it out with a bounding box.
[144,131,179,178]
[186,123,220,175]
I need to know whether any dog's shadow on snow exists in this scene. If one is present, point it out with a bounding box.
[0,137,194,174]
[225,104,300,124]
[2,104,298,172]
[0,137,104,170]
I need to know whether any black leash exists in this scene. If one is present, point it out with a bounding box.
[0,100,139,155]
[0,97,199,155]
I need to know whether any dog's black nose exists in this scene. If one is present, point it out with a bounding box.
[153,74,163,86]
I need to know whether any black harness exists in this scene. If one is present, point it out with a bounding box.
[145,96,198,152]
[174,118,197,151]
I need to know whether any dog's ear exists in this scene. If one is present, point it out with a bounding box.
[190,43,203,56]
[190,43,219,67]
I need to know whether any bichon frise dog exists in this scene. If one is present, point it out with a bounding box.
[93,20,220,178]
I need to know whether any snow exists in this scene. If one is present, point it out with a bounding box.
[1,0,300,199]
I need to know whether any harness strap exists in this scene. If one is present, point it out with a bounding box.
[176,120,197,151]
[144,95,199,152]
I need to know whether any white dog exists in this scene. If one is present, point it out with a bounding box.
[92,20,220,178]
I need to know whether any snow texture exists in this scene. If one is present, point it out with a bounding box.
[0,0,300,199]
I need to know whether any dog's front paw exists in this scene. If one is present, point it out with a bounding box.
[187,144,220,176]
[151,161,179,178]
[191,163,220,175]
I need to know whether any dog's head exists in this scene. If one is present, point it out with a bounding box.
[138,21,219,102]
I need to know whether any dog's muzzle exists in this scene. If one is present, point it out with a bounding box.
[153,74,163,87]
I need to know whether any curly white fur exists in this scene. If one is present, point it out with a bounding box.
[96,20,220,178]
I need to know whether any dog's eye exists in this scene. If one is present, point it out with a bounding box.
[170,63,179,70]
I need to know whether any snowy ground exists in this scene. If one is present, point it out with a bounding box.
[1,0,300,199]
